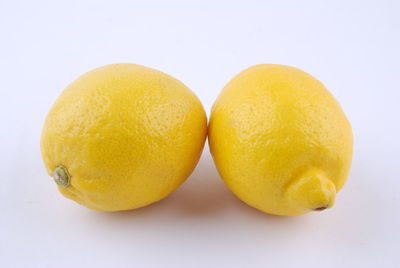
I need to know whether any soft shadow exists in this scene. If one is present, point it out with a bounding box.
[82,152,313,225]
[164,155,233,218]
[88,153,235,221]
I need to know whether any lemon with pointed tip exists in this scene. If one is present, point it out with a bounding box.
[208,64,353,216]
[41,63,207,211]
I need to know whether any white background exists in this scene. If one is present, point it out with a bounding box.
[1,0,399,267]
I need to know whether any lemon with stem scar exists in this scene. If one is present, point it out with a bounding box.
[41,64,207,211]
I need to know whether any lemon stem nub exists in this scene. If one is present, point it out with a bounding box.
[313,206,328,211]
[285,168,336,213]
[52,166,70,188]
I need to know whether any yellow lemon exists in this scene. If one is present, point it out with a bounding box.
[208,64,353,216]
[41,64,207,211]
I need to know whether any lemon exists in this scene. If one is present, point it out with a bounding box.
[208,64,353,216]
[41,64,207,211]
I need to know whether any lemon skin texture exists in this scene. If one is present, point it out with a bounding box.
[41,64,207,211]
[208,64,353,216]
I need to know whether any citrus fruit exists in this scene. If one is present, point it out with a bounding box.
[208,64,353,216]
[41,63,207,211]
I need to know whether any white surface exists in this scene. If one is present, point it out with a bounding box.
[1,0,399,267]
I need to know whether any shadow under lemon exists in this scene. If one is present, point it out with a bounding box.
[85,151,303,224]
[92,154,233,220]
